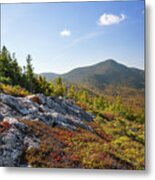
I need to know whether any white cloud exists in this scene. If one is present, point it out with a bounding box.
[60,29,71,37]
[98,13,126,26]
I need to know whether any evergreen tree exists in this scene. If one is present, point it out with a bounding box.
[54,77,64,96]
[49,81,54,95]
[67,85,76,99]
[0,46,23,86]
[0,46,12,79]
[20,66,28,88]
[11,53,22,85]
[93,96,105,110]
[25,55,34,92]
[82,91,89,103]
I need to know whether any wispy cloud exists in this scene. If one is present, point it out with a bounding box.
[52,31,104,62]
[98,13,126,26]
[60,29,71,37]
[74,31,104,44]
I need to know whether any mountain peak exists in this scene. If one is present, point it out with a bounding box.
[104,59,117,64]
[42,59,144,90]
[62,59,144,90]
[94,59,119,68]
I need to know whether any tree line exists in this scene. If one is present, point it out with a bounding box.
[0,46,110,111]
[0,46,65,96]
[0,46,127,110]
[0,46,144,123]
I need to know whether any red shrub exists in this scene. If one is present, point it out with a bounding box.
[0,121,11,133]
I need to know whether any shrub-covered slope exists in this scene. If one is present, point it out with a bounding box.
[0,93,144,169]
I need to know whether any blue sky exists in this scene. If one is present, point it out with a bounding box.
[1,1,145,73]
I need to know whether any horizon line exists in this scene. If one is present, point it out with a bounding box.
[40,59,144,75]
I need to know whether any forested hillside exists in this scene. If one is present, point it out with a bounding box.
[62,59,144,90]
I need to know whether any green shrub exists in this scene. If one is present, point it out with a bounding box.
[0,76,11,85]
[0,84,30,97]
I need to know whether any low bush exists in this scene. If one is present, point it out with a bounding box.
[0,84,30,97]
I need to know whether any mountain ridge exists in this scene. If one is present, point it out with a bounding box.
[41,59,145,91]
[41,59,144,77]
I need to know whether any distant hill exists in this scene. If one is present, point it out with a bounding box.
[41,59,145,91]
[40,72,59,81]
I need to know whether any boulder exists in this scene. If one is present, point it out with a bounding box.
[0,118,40,167]
[0,114,4,121]
[0,93,29,115]
[27,95,40,103]
[27,94,46,104]
[24,136,40,150]
[0,93,94,131]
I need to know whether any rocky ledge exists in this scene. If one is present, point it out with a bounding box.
[0,93,94,167]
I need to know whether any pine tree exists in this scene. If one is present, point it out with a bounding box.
[11,53,22,85]
[25,55,34,92]
[49,81,54,95]
[67,85,76,99]
[54,77,64,96]
[0,46,12,80]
